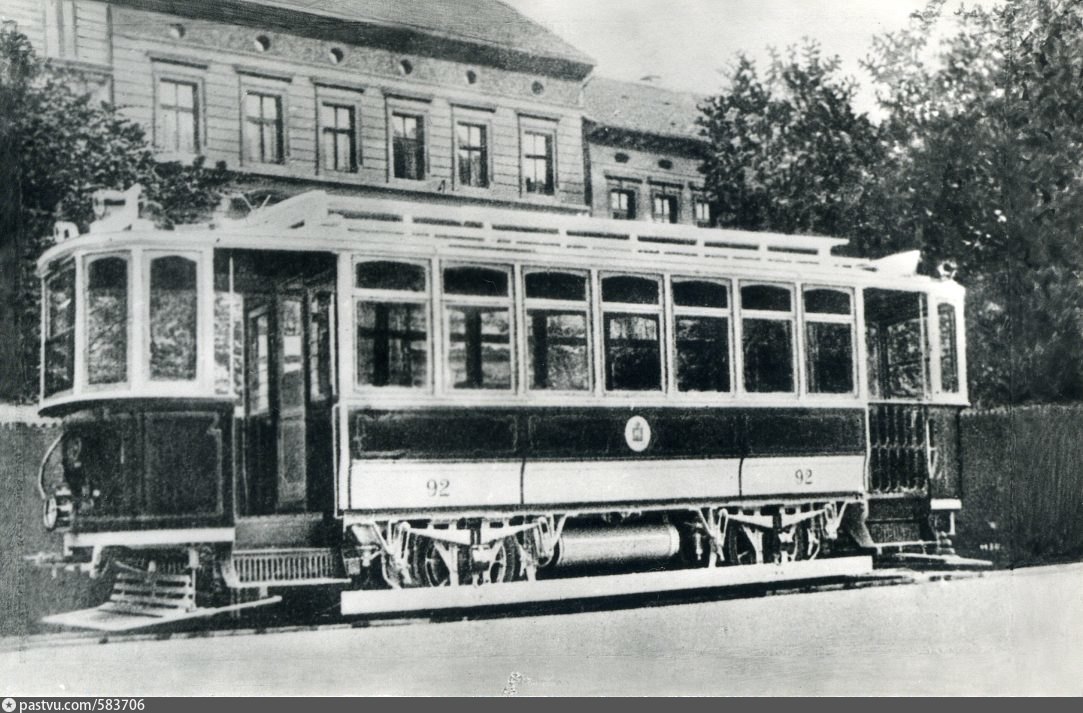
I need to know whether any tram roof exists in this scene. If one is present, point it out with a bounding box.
[39,190,958,291]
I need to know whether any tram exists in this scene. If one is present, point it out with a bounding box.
[33,186,968,629]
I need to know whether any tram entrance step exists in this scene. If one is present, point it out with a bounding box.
[340,556,874,615]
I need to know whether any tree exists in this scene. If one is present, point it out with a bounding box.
[863,0,1083,405]
[0,26,231,401]
[697,41,884,240]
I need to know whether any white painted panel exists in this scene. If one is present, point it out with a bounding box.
[524,459,740,505]
[349,460,520,510]
[741,455,865,496]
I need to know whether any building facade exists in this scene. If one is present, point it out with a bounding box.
[1,0,711,221]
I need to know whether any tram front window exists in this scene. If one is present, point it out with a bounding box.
[741,283,794,393]
[44,262,76,396]
[525,271,589,391]
[86,257,128,385]
[865,289,928,399]
[149,255,198,381]
[444,266,512,390]
[602,275,662,391]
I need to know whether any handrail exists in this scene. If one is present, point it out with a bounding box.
[37,432,64,501]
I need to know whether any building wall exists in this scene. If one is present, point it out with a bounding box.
[586,136,709,226]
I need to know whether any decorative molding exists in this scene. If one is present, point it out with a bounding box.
[382,89,435,103]
[147,51,209,70]
[311,78,367,93]
[234,65,294,82]
[450,100,498,113]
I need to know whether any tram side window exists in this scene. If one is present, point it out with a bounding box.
[444,265,513,390]
[214,290,244,399]
[525,271,590,391]
[355,261,428,388]
[938,303,959,393]
[673,279,731,392]
[44,263,76,396]
[602,275,662,391]
[740,284,794,393]
[86,257,128,385]
[149,256,198,381]
[804,288,855,394]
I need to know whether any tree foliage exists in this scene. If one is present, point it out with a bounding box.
[0,26,231,401]
[699,0,1083,406]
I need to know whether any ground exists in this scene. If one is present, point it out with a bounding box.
[1,562,1081,695]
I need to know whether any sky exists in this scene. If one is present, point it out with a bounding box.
[502,0,999,115]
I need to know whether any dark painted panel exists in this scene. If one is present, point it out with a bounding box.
[353,412,519,459]
[744,410,866,456]
[929,405,963,499]
[350,406,865,460]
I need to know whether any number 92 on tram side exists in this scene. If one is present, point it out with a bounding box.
[31,187,968,629]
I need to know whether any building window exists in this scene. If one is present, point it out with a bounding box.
[444,266,513,390]
[86,256,128,385]
[602,275,662,391]
[44,0,77,58]
[149,256,198,382]
[693,196,713,227]
[652,193,678,223]
[355,261,429,388]
[456,122,488,188]
[525,271,590,391]
[673,278,730,392]
[740,283,795,393]
[44,262,75,396]
[610,189,636,220]
[523,131,555,195]
[804,288,855,394]
[157,79,200,153]
[244,92,284,164]
[320,103,357,172]
[392,113,425,180]
[938,303,959,393]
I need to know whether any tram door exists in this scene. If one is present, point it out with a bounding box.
[244,279,335,514]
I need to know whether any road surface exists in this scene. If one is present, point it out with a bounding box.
[2,562,1081,695]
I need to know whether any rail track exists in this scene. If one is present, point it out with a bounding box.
[0,565,987,654]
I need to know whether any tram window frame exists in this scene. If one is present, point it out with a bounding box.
[523,269,592,393]
[43,260,77,397]
[601,273,664,393]
[353,258,432,391]
[739,281,796,394]
[146,252,201,384]
[442,263,515,391]
[937,302,960,394]
[84,253,131,389]
[670,277,732,394]
[802,286,857,396]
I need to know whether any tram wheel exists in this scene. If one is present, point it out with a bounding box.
[409,537,462,587]
[773,524,810,563]
[478,537,521,584]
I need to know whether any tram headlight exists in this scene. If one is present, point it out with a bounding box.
[62,434,83,470]
[42,486,73,531]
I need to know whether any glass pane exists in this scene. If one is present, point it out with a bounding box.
[806,322,854,394]
[804,288,852,315]
[444,266,509,297]
[525,272,585,301]
[308,292,333,401]
[447,307,511,389]
[528,310,589,390]
[248,312,270,415]
[160,80,177,106]
[356,301,428,388]
[673,279,728,309]
[742,318,794,392]
[161,109,177,151]
[176,82,194,110]
[149,256,198,381]
[885,318,926,397]
[336,132,352,171]
[604,313,661,391]
[178,109,196,153]
[741,284,791,312]
[676,316,730,392]
[86,257,128,385]
[602,275,658,305]
[356,261,426,292]
[44,266,75,396]
[939,304,959,393]
[214,291,244,398]
[245,93,260,118]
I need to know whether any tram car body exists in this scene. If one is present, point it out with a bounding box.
[33,187,968,627]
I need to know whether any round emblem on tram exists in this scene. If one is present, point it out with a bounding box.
[624,415,651,453]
